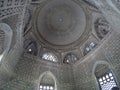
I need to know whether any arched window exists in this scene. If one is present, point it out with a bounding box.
[0,30,5,55]
[42,52,57,62]
[24,39,38,56]
[39,72,56,90]
[0,30,5,61]
[84,42,97,55]
[63,53,78,64]
[0,23,13,62]
[94,18,110,39]
[95,64,118,90]
[98,72,117,90]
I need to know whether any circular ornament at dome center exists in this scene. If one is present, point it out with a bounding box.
[46,5,76,31]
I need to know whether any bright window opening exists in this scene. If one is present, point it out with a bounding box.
[39,85,54,90]
[0,54,3,62]
[42,53,57,62]
[98,72,118,90]
[84,42,97,55]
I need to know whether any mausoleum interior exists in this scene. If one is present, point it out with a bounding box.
[0,0,120,90]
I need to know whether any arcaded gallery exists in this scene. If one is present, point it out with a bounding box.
[0,0,120,90]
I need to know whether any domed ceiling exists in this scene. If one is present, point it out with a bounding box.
[33,0,91,49]
[23,0,111,64]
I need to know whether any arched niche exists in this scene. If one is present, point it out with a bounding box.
[38,71,57,90]
[40,48,59,63]
[63,53,78,64]
[92,61,119,90]
[84,42,97,55]
[41,52,58,62]
[0,23,13,62]
[23,39,38,56]
[94,18,110,39]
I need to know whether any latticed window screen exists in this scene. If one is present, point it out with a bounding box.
[42,53,57,62]
[39,85,54,90]
[84,42,97,55]
[98,72,117,90]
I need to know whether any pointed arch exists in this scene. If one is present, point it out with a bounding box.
[24,39,38,56]
[41,52,58,62]
[92,61,110,76]
[92,61,118,90]
[63,53,78,64]
[84,42,97,55]
[94,17,110,39]
[38,71,57,90]
[0,23,13,62]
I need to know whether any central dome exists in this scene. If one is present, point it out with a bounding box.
[36,0,86,45]
[46,5,76,31]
